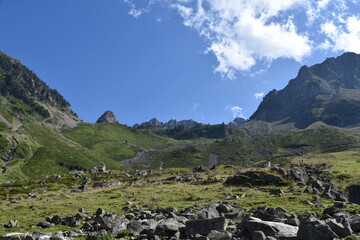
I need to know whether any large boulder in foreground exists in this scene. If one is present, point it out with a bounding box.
[225,171,286,186]
[237,217,298,239]
[96,110,117,124]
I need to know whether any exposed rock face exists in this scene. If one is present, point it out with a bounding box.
[228,117,246,127]
[164,119,199,129]
[96,111,117,124]
[0,51,73,114]
[250,52,360,128]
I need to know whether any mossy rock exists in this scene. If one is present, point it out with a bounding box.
[224,170,288,186]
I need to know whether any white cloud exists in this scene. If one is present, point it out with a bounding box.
[191,102,200,111]
[321,16,360,53]
[170,0,312,78]
[124,0,359,78]
[123,0,151,18]
[254,92,265,99]
[225,105,245,119]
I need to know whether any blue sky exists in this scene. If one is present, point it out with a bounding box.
[0,0,359,125]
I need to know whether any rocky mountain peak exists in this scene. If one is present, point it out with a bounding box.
[228,117,246,127]
[250,52,360,128]
[96,111,117,124]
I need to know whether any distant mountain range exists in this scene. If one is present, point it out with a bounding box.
[132,117,246,129]
[1,50,360,182]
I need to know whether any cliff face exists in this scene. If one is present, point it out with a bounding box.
[0,52,74,115]
[0,51,79,130]
[250,52,360,128]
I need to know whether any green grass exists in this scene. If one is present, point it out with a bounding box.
[293,150,360,187]
[1,165,359,236]
[62,123,179,161]
[21,123,124,178]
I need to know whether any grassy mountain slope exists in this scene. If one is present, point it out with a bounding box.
[62,123,180,161]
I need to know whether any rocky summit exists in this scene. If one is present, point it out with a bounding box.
[96,110,117,124]
[250,52,360,128]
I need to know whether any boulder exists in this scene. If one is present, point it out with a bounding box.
[185,217,228,237]
[196,203,220,219]
[4,220,20,228]
[0,233,31,240]
[256,161,271,168]
[297,216,338,240]
[347,214,360,232]
[238,217,298,239]
[325,218,353,238]
[289,167,309,182]
[347,185,360,204]
[95,214,129,237]
[206,230,231,240]
[157,218,185,233]
[225,171,285,186]
[127,220,157,236]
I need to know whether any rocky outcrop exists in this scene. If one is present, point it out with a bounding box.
[228,117,246,127]
[96,111,117,124]
[133,118,200,129]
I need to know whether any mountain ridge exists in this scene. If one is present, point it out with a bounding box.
[250,52,360,128]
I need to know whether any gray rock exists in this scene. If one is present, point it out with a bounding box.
[297,216,338,240]
[0,233,31,240]
[96,215,129,237]
[238,217,298,239]
[347,214,360,232]
[4,220,20,228]
[50,215,62,225]
[206,230,231,240]
[127,221,152,236]
[256,161,271,168]
[157,218,185,232]
[326,218,353,238]
[286,215,300,227]
[225,209,244,219]
[95,208,105,216]
[289,167,309,182]
[347,185,360,204]
[185,217,228,237]
[50,232,70,240]
[323,206,340,216]
[252,231,266,240]
[196,203,220,219]
[37,222,54,228]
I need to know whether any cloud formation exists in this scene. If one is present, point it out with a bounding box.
[254,92,265,99]
[321,16,360,53]
[225,105,245,119]
[125,0,360,79]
